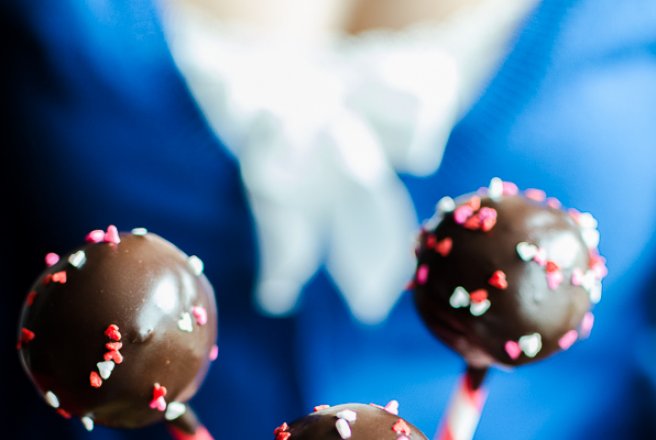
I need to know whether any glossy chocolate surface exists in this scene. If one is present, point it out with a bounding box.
[413,190,603,367]
[18,230,217,428]
[277,403,428,439]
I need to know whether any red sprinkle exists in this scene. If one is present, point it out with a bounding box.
[425,235,437,249]
[17,327,36,349]
[274,423,291,440]
[545,261,560,273]
[313,405,330,412]
[25,291,38,306]
[392,419,411,436]
[435,237,453,257]
[469,289,488,304]
[488,271,508,290]
[152,383,167,399]
[45,252,60,267]
[105,341,123,351]
[463,214,481,230]
[56,408,72,419]
[104,324,121,341]
[103,350,124,364]
[90,371,103,388]
[51,271,67,284]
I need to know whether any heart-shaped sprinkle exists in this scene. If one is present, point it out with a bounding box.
[335,418,352,439]
[392,419,411,436]
[463,215,481,230]
[105,341,122,351]
[178,313,193,332]
[45,252,60,267]
[502,181,518,196]
[131,227,148,236]
[97,360,115,380]
[152,383,167,399]
[469,299,491,316]
[449,286,470,308]
[504,340,521,360]
[336,409,357,423]
[545,261,559,273]
[466,196,481,211]
[488,177,503,199]
[435,237,453,257]
[89,371,103,388]
[384,400,399,415]
[469,289,488,304]
[488,270,508,290]
[518,333,542,358]
[165,402,186,421]
[546,271,563,290]
[104,225,121,244]
[188,255,204,276]
[104,324,121,341]
[582,229,600,249]
[437,196,456,214]
[558,330,578,350]
[453,206,474,225]
[191,306,208,326]
[45,391,60,408]
[524,188,546,202]
[51,271,67,284]
[86,229,105,243]
[151,396,166,412]
[479,208,498,232]
[150,384,167,411]
[416,264,429,285]
[81,416,94,431]
[533,248,547,267]
[516,242,538,261]
[546,197,561,209]
[577,212,598,229]
[68,250,87,268]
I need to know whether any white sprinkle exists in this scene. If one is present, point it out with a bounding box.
[518,333,542,358]
[384,400,399,415]
[97,360,115,380]
[449,286,470,309]
[178,312,194,332]
[589,283,602,304]
[581,228,600,249]
[188,255,204,276]
[335,418,352,439]
[81,416,94,431]
[131,227,148,236]
[165,402,187,421]
[469,299,491,316]
[436,196,456,214]
[488,177,503,200]
[336,409,357,423]
[68,250,87,269]
[516,242,538,261]
[576,212,598,229]
[45,391,60,408]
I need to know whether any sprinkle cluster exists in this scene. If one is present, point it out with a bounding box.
[90,323,124,389]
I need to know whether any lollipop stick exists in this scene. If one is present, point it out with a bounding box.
[435,366,488,440]
[167,406,214,440]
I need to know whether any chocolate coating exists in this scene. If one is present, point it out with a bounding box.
[17,229,217,429]
[413,186,604,368]
[276,403,428,440]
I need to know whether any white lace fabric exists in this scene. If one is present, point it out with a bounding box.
[160,0,537,322]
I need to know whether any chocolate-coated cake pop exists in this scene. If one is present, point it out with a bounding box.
[413,179,605,367]
[274,402,428,440]
[17,226,218,431]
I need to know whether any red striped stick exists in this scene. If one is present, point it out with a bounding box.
[436,366,488,440]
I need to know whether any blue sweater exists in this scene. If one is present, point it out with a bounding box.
[3,0,656,438]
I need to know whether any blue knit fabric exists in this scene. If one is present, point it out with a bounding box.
[3,0,656,438]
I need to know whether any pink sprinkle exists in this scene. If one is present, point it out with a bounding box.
[45,252,60,267]
[150,383,167,411]
[416,264,429,285]
[589,251,608,279]
[571,269,584,286]
[90,371,103,388]
[51,271,67,284]
[453,205,474,224]
[568,208,581,221]
[384,400,399,415]
[525,188,546,202]
[478,207,498,232]
[392,419,411,436]
[546,271,564,290]
[504,340,521,360]
[313,405,330,412]
[580,312,595,338]
[209,344,219,361]
[558,330,578,350]
[546,197,562,209]
[86,229,105,243]
[104,225,121,244]
[435,237,453,257]
[502,181,519,196]
[191,306,208,326]
[533,248,547,267]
